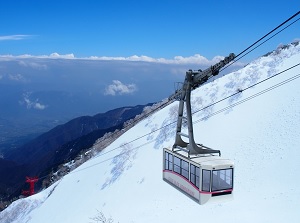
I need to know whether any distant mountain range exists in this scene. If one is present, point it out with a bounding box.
[0,103,151,204]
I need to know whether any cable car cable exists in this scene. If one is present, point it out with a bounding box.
[194,72,300,124]
[220,11,300,72]
[194,63,300,115]
[222,18,300,71]
[235,10,300,59]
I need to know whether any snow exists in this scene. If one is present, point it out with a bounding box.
[1,43,300,223]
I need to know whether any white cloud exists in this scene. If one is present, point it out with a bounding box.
[104,80,137,96]
[21,93,47,110]
[172,54,209,64]
[33,102,47,110]
[0,35,32,41]
[49,52,75,59]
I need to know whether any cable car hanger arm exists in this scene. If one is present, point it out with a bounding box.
[171,53,235,157]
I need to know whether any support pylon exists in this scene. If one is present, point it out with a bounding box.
[22,176,38,196]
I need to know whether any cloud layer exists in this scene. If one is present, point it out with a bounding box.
[104,80,137,96]
[0,52,243,66]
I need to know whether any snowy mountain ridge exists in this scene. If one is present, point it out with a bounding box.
[1,41,300,223]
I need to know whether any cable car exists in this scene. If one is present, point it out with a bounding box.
[163,54,235,204]
[163,147,234,204]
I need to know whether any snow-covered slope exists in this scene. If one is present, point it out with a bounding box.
[1,42,300,223]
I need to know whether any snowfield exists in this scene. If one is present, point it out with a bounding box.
[1,42,300,223]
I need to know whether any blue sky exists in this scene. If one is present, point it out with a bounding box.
[1,0,299,60]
